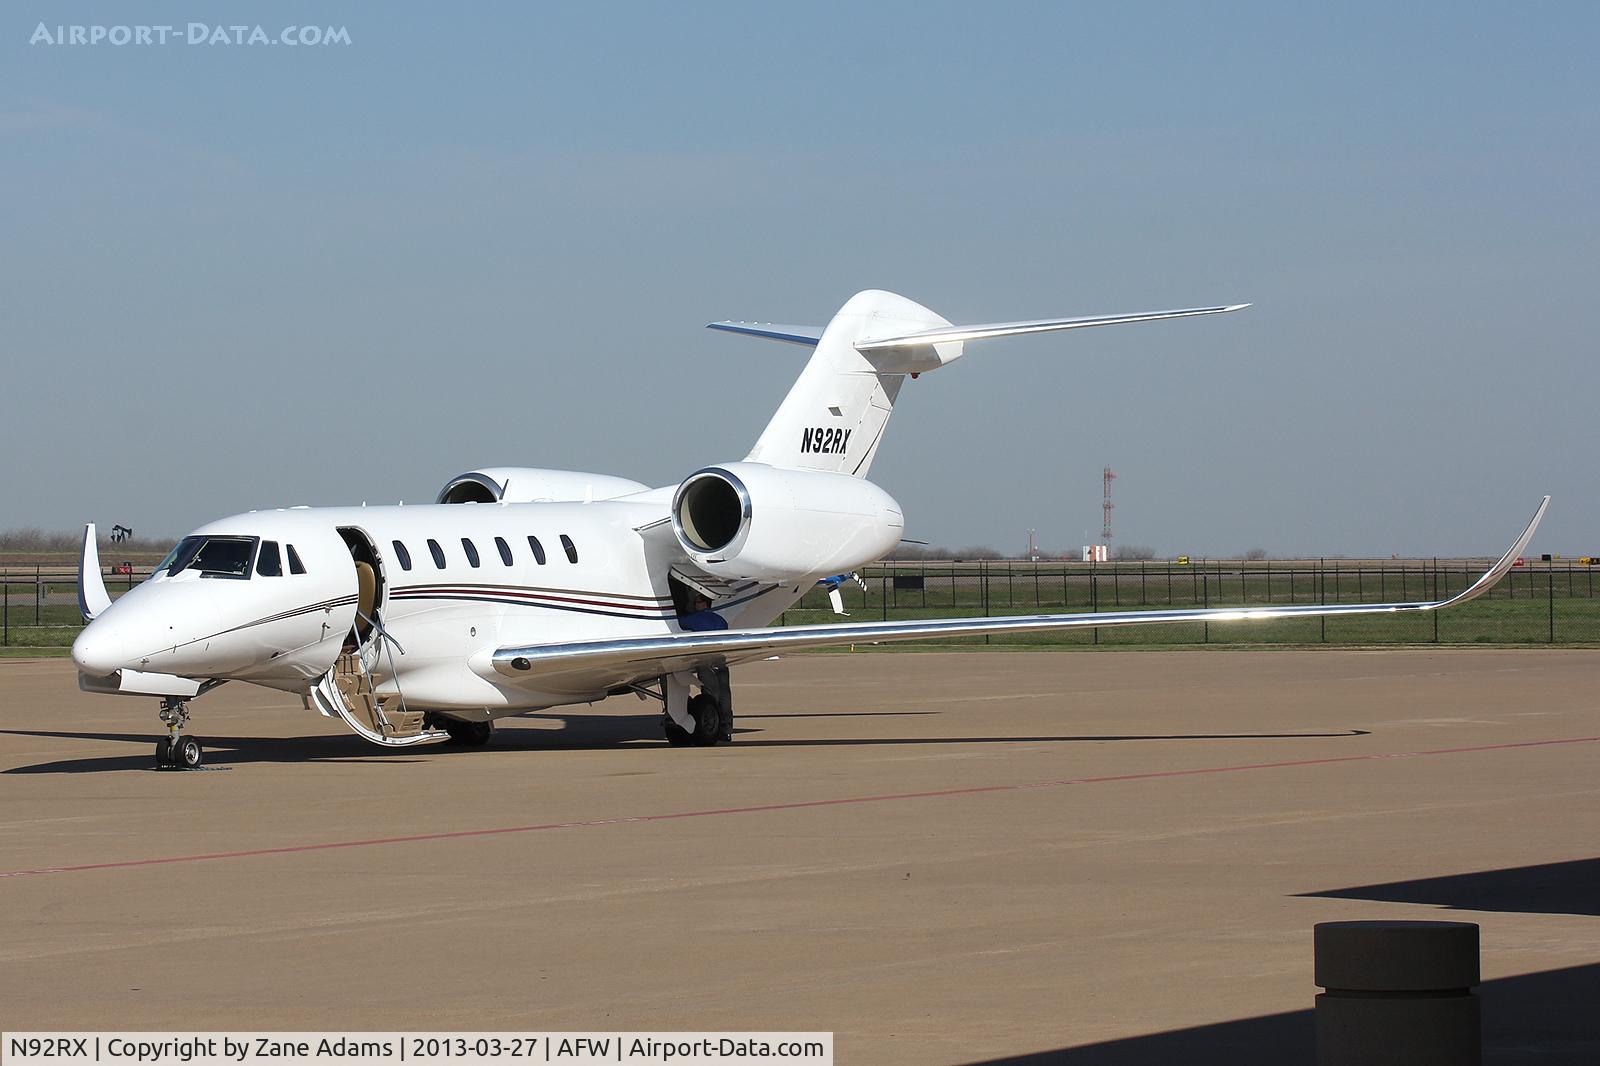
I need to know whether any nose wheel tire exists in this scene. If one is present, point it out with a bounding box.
[156,735,203,769]
[664,693,722,747]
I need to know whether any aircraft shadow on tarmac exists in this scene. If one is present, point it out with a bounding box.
[1300,857,1600,918]
[0,715,1370,774]
[963,961,1600,1065]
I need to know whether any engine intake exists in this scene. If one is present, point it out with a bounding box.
[675,470,750,552]
[671,463,902,582]
[437,468,649,505]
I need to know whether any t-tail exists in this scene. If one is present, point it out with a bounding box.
[711,290,1248,478]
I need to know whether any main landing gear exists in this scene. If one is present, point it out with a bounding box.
[664,691,727,747]
[154,697,203,769]
[626,673,733,747]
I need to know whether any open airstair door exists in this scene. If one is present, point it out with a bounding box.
[306,527,448,747]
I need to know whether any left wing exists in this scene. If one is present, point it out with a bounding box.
[487,498,1548,692]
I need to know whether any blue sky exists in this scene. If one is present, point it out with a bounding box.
[3,3,1595,555]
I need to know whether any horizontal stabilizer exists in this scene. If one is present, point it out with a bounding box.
[707,321,824,346]
[854,304,1249,351]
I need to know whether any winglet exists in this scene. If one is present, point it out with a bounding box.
[78,523,112,622]
[1438,496,1552,609]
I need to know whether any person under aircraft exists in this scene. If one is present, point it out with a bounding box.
[681,593,734,741]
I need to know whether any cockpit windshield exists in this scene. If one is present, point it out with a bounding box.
[160,535,259,578]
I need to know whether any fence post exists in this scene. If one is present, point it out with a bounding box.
[1202,572,1209,643]
[1433,557,1440,643]
[3,580,7,646]
[982,561,991,646]
[1549,562,1555,643]
[1320,558,1327,643]
[881,573,888,620]
[36,563,42,626]
[1091,563,1099,645]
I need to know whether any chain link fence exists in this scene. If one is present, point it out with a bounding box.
[6,557,1597,650]
[1,564,144,650]
[779,558,1600,646]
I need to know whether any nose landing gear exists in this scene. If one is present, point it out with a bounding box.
[154,697,203,769]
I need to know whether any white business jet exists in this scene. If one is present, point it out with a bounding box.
[71,289,1548,767]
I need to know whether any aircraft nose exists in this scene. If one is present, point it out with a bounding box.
[71,617,130,676]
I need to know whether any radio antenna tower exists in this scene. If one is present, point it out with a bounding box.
[1101,465,1116,542]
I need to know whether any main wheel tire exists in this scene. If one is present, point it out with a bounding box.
[175,736,202,768]
[444,719,493,746]
[155,738,173,767]
[663,716,693,746]
[687,693,722,747]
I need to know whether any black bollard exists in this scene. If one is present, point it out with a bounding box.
[1314,920,1480,1066]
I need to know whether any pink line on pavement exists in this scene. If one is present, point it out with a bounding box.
[4,735,1596,879]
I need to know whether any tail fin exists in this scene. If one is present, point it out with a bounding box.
[715,289,1245,479]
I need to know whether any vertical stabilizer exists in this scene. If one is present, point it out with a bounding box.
[745,290,957,479]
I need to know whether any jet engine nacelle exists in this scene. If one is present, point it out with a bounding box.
[438,468,650,505]
[672,462,904,582]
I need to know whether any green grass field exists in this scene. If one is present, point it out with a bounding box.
[777,561,1599,646]
[5,562,1596,650]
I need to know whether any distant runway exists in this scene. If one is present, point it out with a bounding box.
[2,651,1597,1064]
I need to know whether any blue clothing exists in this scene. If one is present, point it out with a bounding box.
[679,609,728,632]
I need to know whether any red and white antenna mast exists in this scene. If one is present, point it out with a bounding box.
[1101,465,1116,542]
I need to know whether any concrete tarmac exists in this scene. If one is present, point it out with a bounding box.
[1,650,1597,1063]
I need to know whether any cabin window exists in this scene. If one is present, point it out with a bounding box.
[256,541,283,577]
[392,540,412,572]
[560,534,578,564]
[462,538,481,568]
[528,535,546,565]
[495,536,513,566]
[427,539,446,569]
[287,544,306,575]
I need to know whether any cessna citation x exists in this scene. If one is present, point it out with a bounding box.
[71,289,1548,767]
